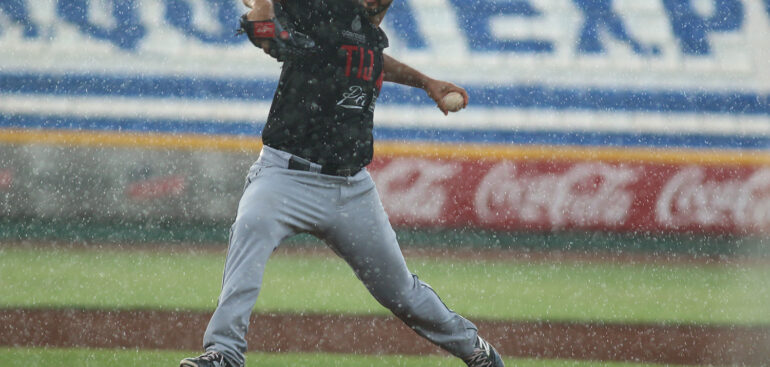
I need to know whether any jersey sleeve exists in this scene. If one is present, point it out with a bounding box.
[376,27,389,49]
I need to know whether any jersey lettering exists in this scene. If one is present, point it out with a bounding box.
[341,45,376,82]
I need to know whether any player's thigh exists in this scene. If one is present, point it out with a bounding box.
[233,167,323,241]
[325,183,414,298]
[235,167,286,226]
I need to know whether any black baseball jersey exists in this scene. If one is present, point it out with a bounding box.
[261,0,389,172]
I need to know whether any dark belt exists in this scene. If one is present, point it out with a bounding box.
[288,156,359,177]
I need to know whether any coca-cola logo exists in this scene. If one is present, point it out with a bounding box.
[474,162,638,228]
[371,159,459,221]
[656,166,770,231]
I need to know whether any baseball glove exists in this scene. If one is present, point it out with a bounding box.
[237,5,317,62]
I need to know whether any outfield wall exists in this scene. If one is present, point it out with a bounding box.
[1,0,769,235]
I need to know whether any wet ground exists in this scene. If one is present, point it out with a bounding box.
[1,243,768,365]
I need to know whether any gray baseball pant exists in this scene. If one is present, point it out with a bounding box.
[202,146,478,367]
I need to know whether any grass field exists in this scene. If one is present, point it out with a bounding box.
[0,348,686,367]
[1,245,768,324]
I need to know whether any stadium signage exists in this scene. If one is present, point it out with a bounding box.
[656,166,770,230]
[0,0,762,55]
[473,162,639,228]
[1,0,767,135]
[369,157,770,234]
[2,1,769,236]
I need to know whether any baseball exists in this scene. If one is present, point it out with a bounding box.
[441,92,465,112]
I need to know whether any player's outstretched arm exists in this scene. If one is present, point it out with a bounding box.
[383,53,469,115]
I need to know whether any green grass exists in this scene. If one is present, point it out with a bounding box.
[0,246,768,324]
[0,348,685,367]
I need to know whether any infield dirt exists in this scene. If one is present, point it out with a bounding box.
[1,308,769,366]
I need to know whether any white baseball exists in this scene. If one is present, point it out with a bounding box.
[441,92,465,112]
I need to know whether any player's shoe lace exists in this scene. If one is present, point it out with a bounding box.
[180,350,230,367]
[463,336,505,367]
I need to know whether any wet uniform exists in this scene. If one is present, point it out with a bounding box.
[262,0,387,174]
[201,1,480,366]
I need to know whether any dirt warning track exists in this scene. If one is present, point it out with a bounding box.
[1,308,768,366]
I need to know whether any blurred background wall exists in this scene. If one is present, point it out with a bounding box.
[1,0,769,249]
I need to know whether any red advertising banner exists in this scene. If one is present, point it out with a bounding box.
[368,157,770,234]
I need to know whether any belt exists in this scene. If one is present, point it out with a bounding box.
[287,156,359,177]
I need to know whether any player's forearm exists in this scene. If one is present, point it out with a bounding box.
[384,53,469,115]
[243,0,275,20]
[383,53,433,91]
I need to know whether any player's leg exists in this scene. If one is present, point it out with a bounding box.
[322,171,503,366]
[189,151,335,367]
[191,161,294,367]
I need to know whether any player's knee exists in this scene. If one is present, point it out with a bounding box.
[381,274,433,316]
[381,295,420,318]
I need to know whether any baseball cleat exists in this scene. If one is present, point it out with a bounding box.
[180,351,230,367]
[463,336,505,367]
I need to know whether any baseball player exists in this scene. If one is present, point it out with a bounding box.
[180,1,505,366]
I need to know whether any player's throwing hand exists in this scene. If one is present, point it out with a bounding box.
[426,79,469,115]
